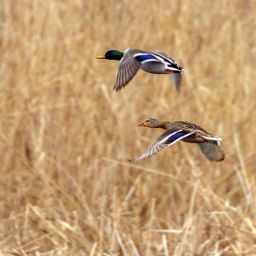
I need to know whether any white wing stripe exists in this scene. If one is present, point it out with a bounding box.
[133,53,151,57]
[158,130,183,144]
[159,130,196,145]
[165,131,196,147]
[151,52,176,65]
[202,135,222,141]
[136,130,197,161]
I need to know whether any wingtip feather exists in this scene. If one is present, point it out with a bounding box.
[172,72,182,92]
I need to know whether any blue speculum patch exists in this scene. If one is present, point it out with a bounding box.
[135,54,156,62]
[166,131,187,144]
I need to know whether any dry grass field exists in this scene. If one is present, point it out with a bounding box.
[0,0,256,255]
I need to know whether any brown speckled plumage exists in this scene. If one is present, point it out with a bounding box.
[136,118,225,162]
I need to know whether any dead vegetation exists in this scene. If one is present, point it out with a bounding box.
[0,0,256,255]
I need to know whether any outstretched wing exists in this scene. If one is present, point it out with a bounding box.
[113,49,141,91]
[194,130,222,143]
[153,51,183,91]
[198,141,225,161]
[153,51,177,64]
[172,72,182,92]
[135,129,196,161]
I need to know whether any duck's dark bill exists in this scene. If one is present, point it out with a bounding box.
[137,122,146,127]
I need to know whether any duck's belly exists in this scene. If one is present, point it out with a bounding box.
[141,62,168,74]
[182,135,206,143]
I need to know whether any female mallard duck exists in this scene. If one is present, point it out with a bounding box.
[136,118,225,162]
[97,48,184,91]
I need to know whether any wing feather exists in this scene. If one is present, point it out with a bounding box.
[153,51,177,64]
[198,142,225,161]
[136,130,196,161]
[172,72,182,91]
[113,49,141,91]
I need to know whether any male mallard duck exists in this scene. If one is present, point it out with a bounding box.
[97,48,184,91]
[136,118,225,162]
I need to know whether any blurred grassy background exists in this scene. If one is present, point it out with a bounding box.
[0,0,256,255]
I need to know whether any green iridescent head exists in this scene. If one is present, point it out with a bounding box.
[97,50,123,61]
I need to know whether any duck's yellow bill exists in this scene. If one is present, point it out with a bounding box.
[97,55,106,59]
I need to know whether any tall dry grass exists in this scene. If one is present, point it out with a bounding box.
[0,0,255,255]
